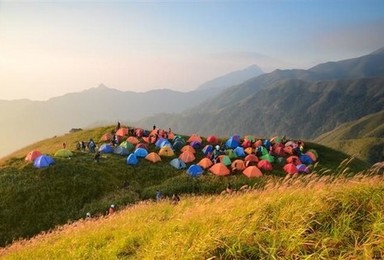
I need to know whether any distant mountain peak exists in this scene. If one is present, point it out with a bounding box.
[197,64,264,90]
[370,46,384,55]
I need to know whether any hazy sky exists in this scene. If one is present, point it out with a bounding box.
[1,0,383,101]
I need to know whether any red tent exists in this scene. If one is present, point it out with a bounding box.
[179,151,195,163]
[257,159,273,171]
[206,135,218,144]
[283,163,298,174]
[25,150,42,162]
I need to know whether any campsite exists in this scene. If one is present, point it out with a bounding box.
[0,124,370,251]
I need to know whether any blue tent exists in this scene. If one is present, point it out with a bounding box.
[263,139,272,150]
[202,145,213,155]
[134,148,148,158]
[169,158,187,169]
[225,137,240,149]
[299,154,313,165]
[34,155,55,168]
[187,164,204,177]
[172,140,184,151]
[190,141,202,150]
[234,146,245,157]
[126,154,138,165]
[113,146,130,156]
[155,138,168,148]
[99,143,114,153]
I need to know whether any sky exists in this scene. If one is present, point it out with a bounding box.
[0,0,383,101]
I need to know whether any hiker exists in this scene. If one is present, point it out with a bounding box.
[108,204,115,215]
[172,193,180,205]
[116,121,121,131]
[153,124,156,130]
[94,151,101,163]
[226,183,233,194]
[62,142,66,149]
[81,141,86,152]
[89,138,96,153]
[86,212,91,219]
[156,190,162,202]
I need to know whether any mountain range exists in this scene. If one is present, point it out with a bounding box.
[0,65,263,158]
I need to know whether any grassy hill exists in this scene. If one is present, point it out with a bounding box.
[315,111,384,164]
[0,125,369,247]
[1,172,384,259]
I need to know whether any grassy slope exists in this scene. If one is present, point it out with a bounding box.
[315,111,384,164]
[0,126,369,247]
[1,173,384,259]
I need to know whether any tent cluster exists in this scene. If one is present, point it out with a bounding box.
[95,126,318,178]
[25,124,318,176]
[25,148,74,169]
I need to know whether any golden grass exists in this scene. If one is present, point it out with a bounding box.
[1,172,384,259]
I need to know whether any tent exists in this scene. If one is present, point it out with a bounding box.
[243,166,263,178]
[159,146,174,157]
[145,152,162,163]
[306,151,317,162]
[244,135,255,142]
[226,149,237,159]
[116,127,129,137]
[172,140,184,151]
[190,141,202,150]
[225,137,240,149]
[286,156,301,165]
[206,135,218,144]
[119,141,134,151]
[126,136,139,145]
[134,148,148,158]
[155,137,168,148]
[231,159,246,171]
[202,145,213,156]
[113,146,130,156]
[234,147,246,157]
[179,151,195,163]
[99,144,114,153]
[209,163,230,176]
[187,164,204,177]
[244,147,254,155]
[25,150,42,162]
[242,139,252,148]
[135,143,148,150]
[197,158,213,169]
[34,155,54,168]
[283,163,298,174]
[181,145,196,154]
[126,154,138,165]
[244,154,259,163]
[218,155,231,166]
[260,153,275,163]
[296,164,310,173]
[100,133,112,142]
[187,134,202,143]
[299,154,313,165]
[54,149,73,158]
[257,159,273,171]
[170,158,187,169]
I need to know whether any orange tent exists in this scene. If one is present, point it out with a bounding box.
[231,159,246,171]
[181,145,196,154]
[244,147,254,155]
[209,163,230,176]
[187,134,202,143]
[116,127,129,137]
[253,139,263,148]
[25,150,42,162]
[167,132,175,140]
[197,158,213,169]
[145,152,161,163]
[100,133,112,142]
[179,151,195,163]
[243,166,263,178]
[126,136,139,145]
[257,159,273,171]
[159,146,174,157]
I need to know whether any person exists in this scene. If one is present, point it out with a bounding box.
[109,204,115,215]
[81,141,86,152]
[156,190,162,202]
[86,212,91,218]
[172,193,180,205]
[94,151,101,163]
[116,121,121,130]
[226,183,233,194]
[62,142,66,149]
[153,124,156,130]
